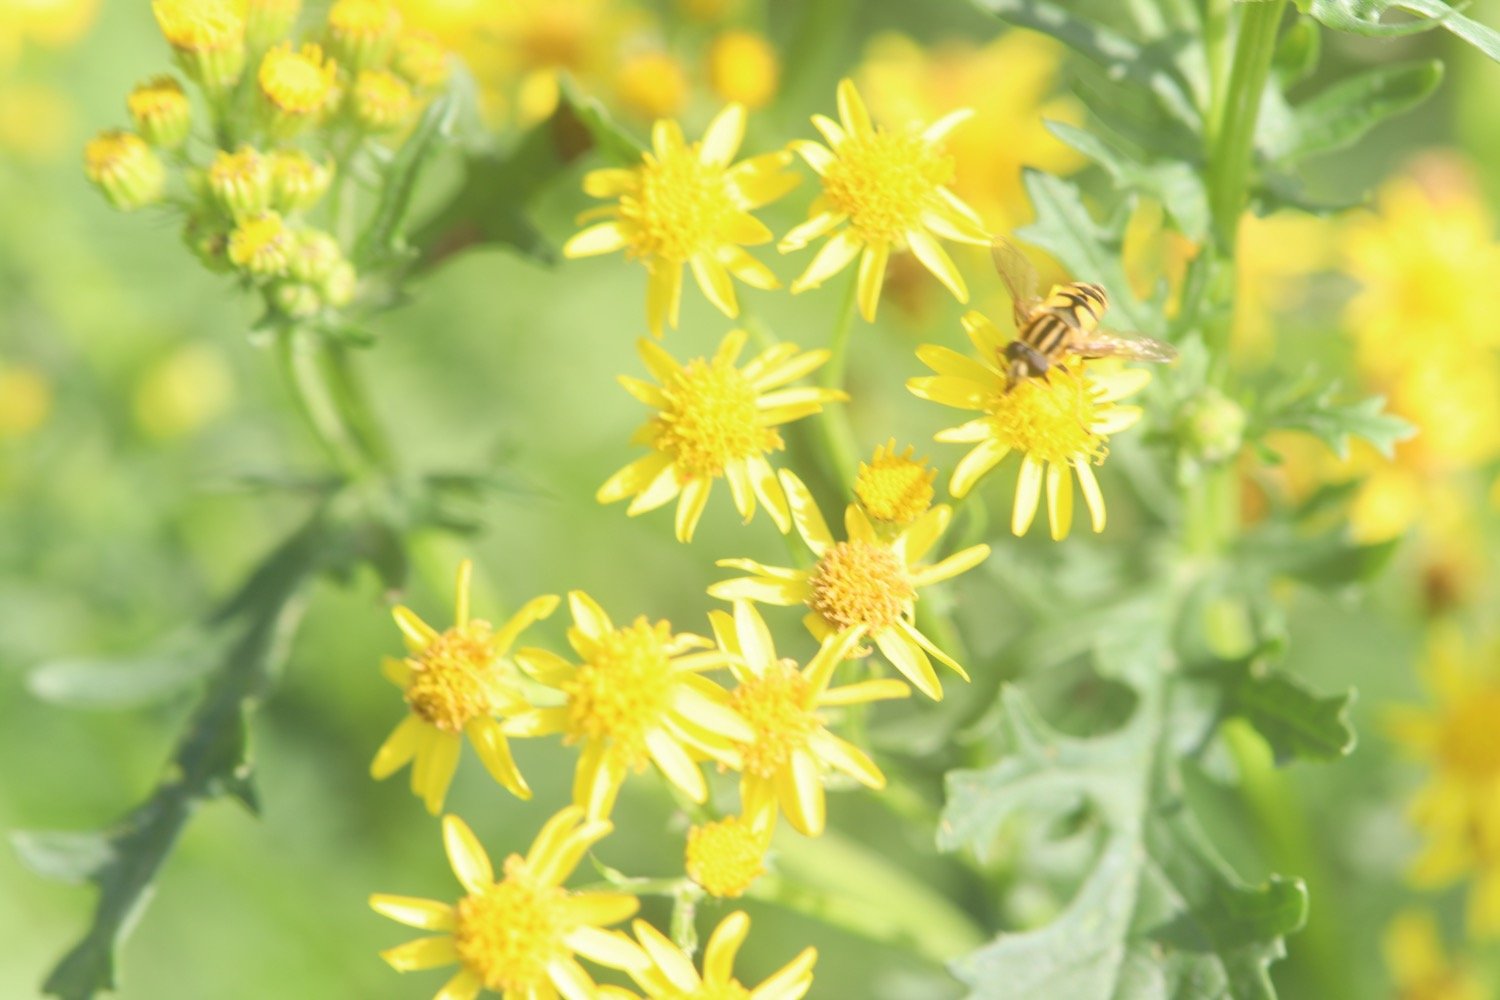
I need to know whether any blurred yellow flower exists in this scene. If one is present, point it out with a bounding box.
[1384,909,1489,1000]
[612,49,688,120]
[909,310,1149,539]
[781,78,989,322]
[327,0,403,71]
[598,330,844,543]
[508,591,752,818]
[1389,626,1500,936]
[227,211,293,276]
[0,82,73,159]
[607,911,816,1000]
[257,42,339,136]
[352,67,418,131]
[707,30,779,110]
[393,29,449,90]
[565,103,797,337]
[128,75,192,149]
[1234,211,1335,360]
[712,601,906,836]
[487,0,642,125]
[133,343,234,439]
[371,560,557,814]
[152,0,247,90]
[83,129,166,211]
[1,0,98,53]
[371,810,645,1000]
[711,471,988,701]
[0,364,53,438]
[854,439,936,527]
[684,815,766,899]
[855,31,1082,233]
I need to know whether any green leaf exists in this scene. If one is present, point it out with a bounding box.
[1253,371,1415,459]
[27,634,217,710]
[970,0,1202,131]
[11,831,114,884]
[942,682,1307,999]
[1016,171,1168,338]
[1308,0,1500,59]
[558,76,647,164]
[1248,527,1401,589]
[1272,15,1322,86]
[1259,60,1443,163]
[1045,121,1210,240]
[354,93,460,269]
[1219,661,1356,764]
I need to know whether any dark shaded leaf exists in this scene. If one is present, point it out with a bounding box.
[1221,662,1356,764]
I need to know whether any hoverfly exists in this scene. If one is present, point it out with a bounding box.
[991,238,1177,390]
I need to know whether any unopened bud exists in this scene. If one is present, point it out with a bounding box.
[127,76,192,149]
[84,130,166,211]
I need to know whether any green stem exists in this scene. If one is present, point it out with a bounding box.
[812,273,863,497]
[1206,0,1286,252]
[1203,0,1234,152]
[274,327,375,480]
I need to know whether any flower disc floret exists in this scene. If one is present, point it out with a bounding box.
[807,540,914,633]
[562,617,676,753]
[258,42,338,133]
[686,817,766,898]
[657,358,776,479]
[208,146,273,219]
[227,212,292,276]
[453,858,567,991]
[404,620,498,731]
[352,68,416,131]
[152,0,246,88]
[826,129,951,244]
[855,440,935,525]
[732,663,816,777]
[563,103,797,336]
[990,368,1108,465]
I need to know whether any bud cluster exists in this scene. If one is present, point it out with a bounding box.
[84,0,454,327]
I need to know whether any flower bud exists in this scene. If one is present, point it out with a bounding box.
[151,0,247,91]
[274,281,323,319]
[258,42,338,137]
[228,212,293,277]
[1178,388,1247,465]
[392,30,448,91]
[127,76,192,150]
[184,213,234,272]
[321,261,358,307]
[207,146,274,220]
[326,0,401,72]
[707,30,779,110]
[270,150,333,213]
[84,130,166,211]
[289,228,343,284]
[350,68,415,132]
[244,0,301,51]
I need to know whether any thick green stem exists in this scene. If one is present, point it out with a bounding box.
[1206,0,1286,252]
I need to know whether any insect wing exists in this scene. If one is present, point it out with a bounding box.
[990,238,1041,326]
[1072,329,1179,364]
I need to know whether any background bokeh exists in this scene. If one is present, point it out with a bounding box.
[5,1,1500,997]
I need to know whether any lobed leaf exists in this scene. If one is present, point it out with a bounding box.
[1259,60,1443,164]
[1222,662,1356,764]
[1252,371,1415,459]
[1045,121,1211,240]
[1306,0,1500,60]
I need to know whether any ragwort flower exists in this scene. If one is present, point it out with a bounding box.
[564,103,798,337]
[685,814,767,899]
[507,592,753,818]
[712,601,907,836]
[780,78,989,322]
[710,471,989,701]
[603,911,816,1000]
[597,329,845,543]
[854,439,935,528]
[371,810,646,1000]
[909,310,1149,540]
[371,560,558,814]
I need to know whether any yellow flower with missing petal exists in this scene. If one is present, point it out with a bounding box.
[371,560,558,814]
[854,439,935,527]
[598,330,845,543]
[564,104,798,337]
[507,592,753,818]
[710,471,988,701]
[909,310,1149,540]
[371,810,646,1000]
[684,815,767,899]
[712,601,906,836]
[780,78,989,322]
[606,911,816,1000]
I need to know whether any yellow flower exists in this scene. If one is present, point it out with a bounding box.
[608,911,816,1000]
[207,145,273,220]
[370,561,558,814]
[598,330,845,543]
[684,815,766,898]
[781,78,989,322]
[564,103,797,337]
[257,42,338,135]
[0,364,53,438]
[352,67,418,131]
[371,810,646,1000]
[0,82,73,161]
[127,75,192,149]
[393,29,450,90]
[227,211,293,276]
[1384,909,1489,1000]
[613,49,688,120]
[269,149,334,213]
[707,30,779,110]
[854,439,935,527]
[908,310,1150,539]
[711,471,988,701]
[83,130,165,211]
[854,32,1081,235]
[133,343,234,439]
[712,601,906,836]
[327,0,403,71]
[151,0,246,89]
[480,0,635,125]
[507,592,753,818]
[6,0,98,49]
[1389,626,1500,936]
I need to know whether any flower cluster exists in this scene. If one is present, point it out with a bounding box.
[84,0,452,329]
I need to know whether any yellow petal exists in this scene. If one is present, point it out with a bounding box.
[646,259,684,337]
[911,544,991,588]
[701,102,747,167]
[779,209,843,253]
[835,77,872,135]
[636,336,682,381]
[916,344,1000,382]
[634,919,702,989]
[420,730,461,815]
[599,453,673,505]
[874,628,942,701]
[708,576,807,605]
[961,310,1006,355]
[717,245,780,289]
[748,455,791,533]
[568,590,613,640]
[855,243,889,322]
[788,140,834,175]
[751,948,817,1000]
[703,911,751,983]
[442,814,494,893]
[1074,459,1107,533]
[646,728,708,802]
[466,716,531,799]
[675,478,713,543]
[583,168,637,198]
[790,230,861,293]
[779,469,833,553]
[907,228,967,303]
[950,440,1009,498]
[934,418,996,444]
[493,593,560,655]
[922,107,972,143]
[810,113,845,148]
[564,221,628,258]
[369,894,456,931]
[548,955,601,1000]
[906,375,988,410]
[783,748,827,836]
[380,935,458,972]
[750,346,830,390]
[1012,455,1044,536]
[1046,461,1074,541]
[691,254,739,317]
[371,714,426,780]
[392,605,438,651]
[734,600,777,672]
[627,461,685,515]
[810,730,885,788]
[435,969,482,1000]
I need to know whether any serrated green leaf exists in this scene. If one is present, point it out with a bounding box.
[1254,372,1415,459]
[1045,121,1210,240]
[1017,171,1168,338]
[1222,662,1356,764]
[1260,60,1443,163]
[1308,0,1500,59]
[971,0,1202,132]
[942,680,1307,1000]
